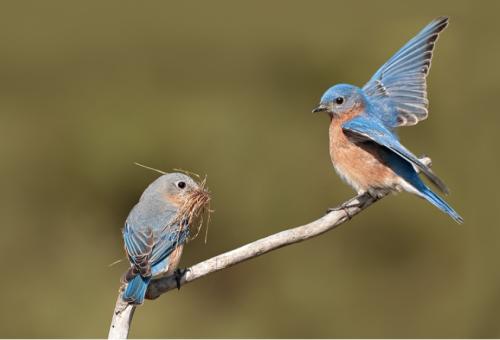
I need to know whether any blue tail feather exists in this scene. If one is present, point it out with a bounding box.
[381,151,463,224]
[123,275,151,304]
[421,188,463,224]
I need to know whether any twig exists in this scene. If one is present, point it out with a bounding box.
[109,294,136,340]
[107,157,432,339]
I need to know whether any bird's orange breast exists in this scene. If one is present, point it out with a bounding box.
[328,111,397,193]
[165,244,184,275]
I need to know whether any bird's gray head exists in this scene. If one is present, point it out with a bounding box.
[132,171,211,235]
[312,84,365,117]
[140,172,203,204]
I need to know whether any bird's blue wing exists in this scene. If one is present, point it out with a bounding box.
[342,115,449,194]
[123,221,189,276]
[149,224,189,265]
[362,17,448,127]
[123,222,154,277]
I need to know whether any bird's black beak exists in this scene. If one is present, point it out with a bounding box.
[312,105,328,113]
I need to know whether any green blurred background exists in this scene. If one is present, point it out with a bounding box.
[1,0,498,337]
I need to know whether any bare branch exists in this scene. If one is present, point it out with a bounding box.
[146,193,378,298]
[108,192,378,339]
[108,155,431,339]
[109,294,136,340]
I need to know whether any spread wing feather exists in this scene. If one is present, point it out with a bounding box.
[363,17,448,127]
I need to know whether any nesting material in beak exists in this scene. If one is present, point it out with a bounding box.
[173,177,212,243]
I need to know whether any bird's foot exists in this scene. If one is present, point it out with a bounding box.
[326,200,360,219]
[325,192,376,218]
[174,267,190,290]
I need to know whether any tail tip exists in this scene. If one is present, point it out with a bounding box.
[452,213,464,225]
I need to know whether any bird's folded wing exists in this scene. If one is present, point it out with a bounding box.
[342,115,449,194]
[123,223,154,277]
[124,221,190,270]
[362,17,448,127]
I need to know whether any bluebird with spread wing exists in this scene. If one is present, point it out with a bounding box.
[312,17,463,223]
[122,172,210,304]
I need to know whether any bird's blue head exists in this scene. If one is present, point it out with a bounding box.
[312,84,365,117]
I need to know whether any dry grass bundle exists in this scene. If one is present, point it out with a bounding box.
[172,175,212,243]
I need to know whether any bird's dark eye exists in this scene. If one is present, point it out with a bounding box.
[177,181,186,189]
[335,97,344,105]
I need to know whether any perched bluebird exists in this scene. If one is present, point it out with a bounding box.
[312,17,463,223]
[122,172,210,304]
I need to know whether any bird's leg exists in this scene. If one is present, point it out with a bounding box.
[173,267,190,290]
[326,191,381,218]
